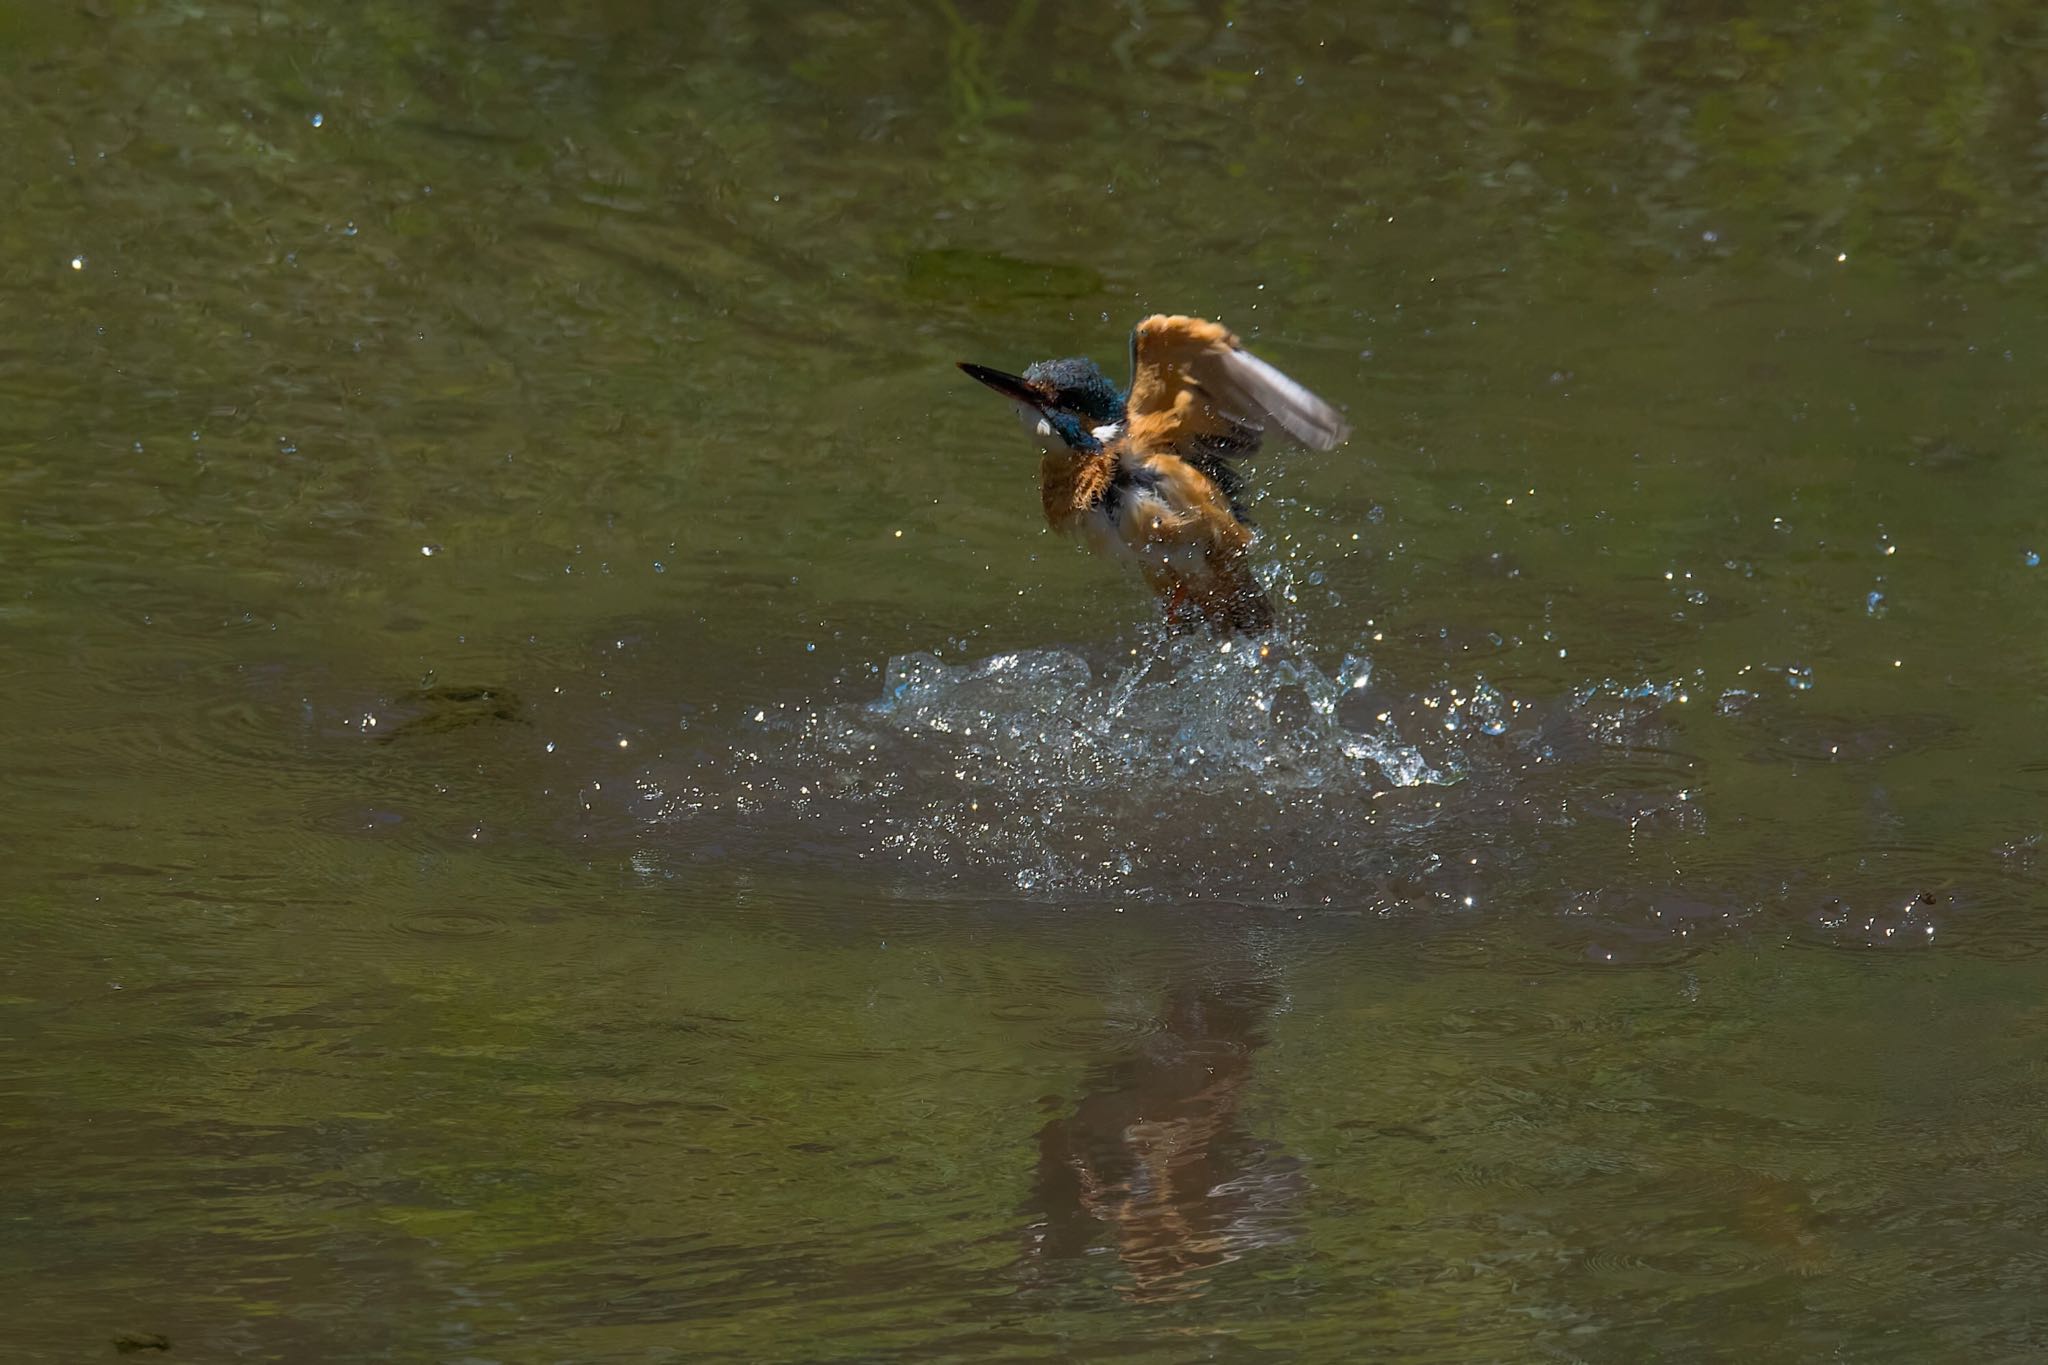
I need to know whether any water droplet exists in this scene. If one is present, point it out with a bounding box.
[69,255,84,271]
[310,112,324,128]
[2026,550,2040,568]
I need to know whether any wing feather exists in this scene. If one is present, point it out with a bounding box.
[1124,314,1350,459]
[1211,346,1350,450]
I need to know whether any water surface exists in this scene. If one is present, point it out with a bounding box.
[6,2,2048,1359]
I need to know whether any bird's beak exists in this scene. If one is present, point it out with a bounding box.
[958,362,1045,410]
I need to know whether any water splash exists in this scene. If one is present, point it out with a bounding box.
[862,642,1453,794]
[633,632,1974,951]
[654,633,1478,904]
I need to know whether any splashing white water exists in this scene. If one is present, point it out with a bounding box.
[653,633,1496,903]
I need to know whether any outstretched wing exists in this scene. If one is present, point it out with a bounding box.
[1123,314,1350,463]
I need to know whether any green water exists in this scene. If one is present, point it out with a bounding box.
[8,2,2048,1359]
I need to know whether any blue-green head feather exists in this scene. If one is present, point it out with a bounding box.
[1021,357,1126,428]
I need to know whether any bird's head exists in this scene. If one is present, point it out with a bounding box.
[959,356,1126,453]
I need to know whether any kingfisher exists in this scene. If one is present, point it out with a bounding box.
[960,314,1348,635]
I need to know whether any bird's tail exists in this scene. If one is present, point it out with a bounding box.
[1167,562,1274,636]
[1223,580,1275,635]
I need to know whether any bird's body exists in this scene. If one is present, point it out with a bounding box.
[962,314,1348,634]
[1039,443,1271,632]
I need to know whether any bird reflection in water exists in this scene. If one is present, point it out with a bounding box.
[1023,974,1305,1302]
